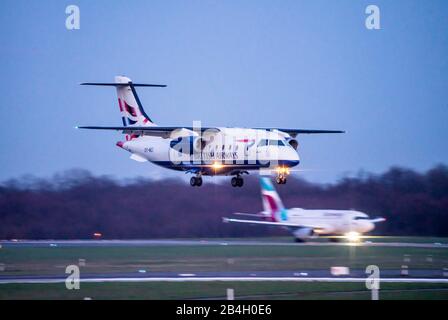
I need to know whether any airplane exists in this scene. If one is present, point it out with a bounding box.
[78,76,344,187]
[223,177,386,242]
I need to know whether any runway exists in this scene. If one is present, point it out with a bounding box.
[1,269,448,284]
[1,239,447,249]
[1,276,448,284]
[1,239,447,287]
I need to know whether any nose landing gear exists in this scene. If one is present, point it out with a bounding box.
[276,175,287,184]
[275,167,289,184]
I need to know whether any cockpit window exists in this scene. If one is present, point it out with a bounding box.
[354,216,369,220]
[270,140,285,146]
[258,139,286,147]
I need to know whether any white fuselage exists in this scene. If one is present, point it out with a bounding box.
[276,209,375,235]
[119,128,300,175]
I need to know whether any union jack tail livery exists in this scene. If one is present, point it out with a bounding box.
[81,76,167,128]
[114,76,156,127]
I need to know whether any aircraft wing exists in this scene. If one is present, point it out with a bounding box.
[77,126,344,138]
[257,128,345,137]
[223,217,303,228]
[223,217,333,231]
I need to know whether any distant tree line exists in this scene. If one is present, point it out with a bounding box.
[0,165,447,239]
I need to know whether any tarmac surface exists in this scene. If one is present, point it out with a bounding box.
[1,239,447,248]
[1,239,447,284]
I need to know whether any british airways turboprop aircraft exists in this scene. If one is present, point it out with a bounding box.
[78,76,344,187]
[223,177,386,242]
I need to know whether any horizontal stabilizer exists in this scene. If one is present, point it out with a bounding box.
[81,83,166,87]
[76,126,221,138]
[233,212,267,218]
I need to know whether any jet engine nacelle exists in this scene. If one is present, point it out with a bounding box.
[292,227,314,241]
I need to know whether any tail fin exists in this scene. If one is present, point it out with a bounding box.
[81,76,166,128]
[260,177,287,222]
[114,76,156,127]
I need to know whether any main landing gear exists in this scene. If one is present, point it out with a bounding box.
[231,176,244,188]
[190,172,247,188]
[190,175,203,187]
[230,171,248,188]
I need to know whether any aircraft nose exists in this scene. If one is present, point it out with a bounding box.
[280,148,300,167]
[269,146,300,167]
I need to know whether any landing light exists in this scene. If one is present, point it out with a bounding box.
[345,231,361,242]
[276,167,290,175]
[212,162,223,170]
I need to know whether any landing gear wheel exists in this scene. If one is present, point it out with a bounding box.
[190,176,203,187]
[276,175,287,185]
[231,177,244,187]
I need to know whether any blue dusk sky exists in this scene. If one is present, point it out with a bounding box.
[0,0,447,183]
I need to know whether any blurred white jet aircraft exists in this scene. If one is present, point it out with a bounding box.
[223,177,386,242]
[78,76,343,187]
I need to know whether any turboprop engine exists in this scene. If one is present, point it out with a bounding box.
[287,138,299,150]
